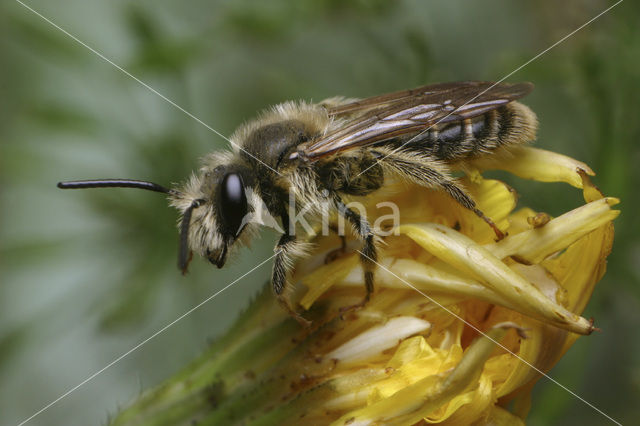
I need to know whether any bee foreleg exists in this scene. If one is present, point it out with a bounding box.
[334,197,377,311]
[374,150,505,240]
[272,223,311,327]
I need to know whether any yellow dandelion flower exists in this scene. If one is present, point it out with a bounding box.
[112,146,618,426]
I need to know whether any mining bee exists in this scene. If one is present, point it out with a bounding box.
[58,81,537,324]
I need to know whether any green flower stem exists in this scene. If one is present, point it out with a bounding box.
[111,284,316,426]
[198,308,386,424]
[111,283,405,425]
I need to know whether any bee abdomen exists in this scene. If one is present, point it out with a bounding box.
[475,101,537,155]
[405,102,537,161]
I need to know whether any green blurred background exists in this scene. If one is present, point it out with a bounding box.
[1,0,638,425]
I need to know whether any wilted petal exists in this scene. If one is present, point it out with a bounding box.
[398,223,594,334]
[488,197,619,264]
[466,146,594,188]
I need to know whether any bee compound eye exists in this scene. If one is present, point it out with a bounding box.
[219,173,248,236]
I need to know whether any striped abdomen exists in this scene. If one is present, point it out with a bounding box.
[399,102,538,161]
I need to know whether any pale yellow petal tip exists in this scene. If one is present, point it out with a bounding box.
[577,165,596,177]
[576,162,620,207]
[606,197,621,207]
[327,317,431,363]
[467,146,595,189]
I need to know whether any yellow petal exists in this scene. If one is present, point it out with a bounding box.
[330,325,518,426]
[326,316,431,364]
[578,168,605,203]
[386,336,436,368]
[493,312,570,398]
[474,405,526,426]
[299,254,360,309]
[458,176,518,242]
[432,374,494,424]
[399,223,593,334]
[544,224,614,315]
[465,146,594,188]
[368,258,530,316]
[488,197,619,264]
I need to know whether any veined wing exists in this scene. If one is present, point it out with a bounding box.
[291,81,533,160]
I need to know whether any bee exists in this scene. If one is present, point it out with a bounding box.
[58,81,537,324]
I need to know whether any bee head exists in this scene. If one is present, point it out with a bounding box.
[170,155,257,274]
[57,153,257,275]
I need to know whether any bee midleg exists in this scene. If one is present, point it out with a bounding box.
[272,215,311,326]
[373,149,505,239]
[334,196,377,306]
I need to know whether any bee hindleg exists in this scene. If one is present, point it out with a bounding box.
[441,181,505,240]
[334,197,377,311]
[272,232,311,327]
[375,150,505,240]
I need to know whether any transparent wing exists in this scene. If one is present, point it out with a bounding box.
[293,81,533,160]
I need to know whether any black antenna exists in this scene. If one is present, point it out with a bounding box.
[58,178,200,273]
[179,199,204,274]
[57,179,174,194]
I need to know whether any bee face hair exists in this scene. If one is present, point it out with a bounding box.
[170,152,259,273]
